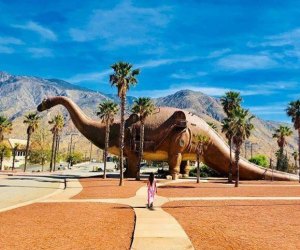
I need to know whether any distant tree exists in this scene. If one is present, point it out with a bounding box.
[96,100,119,179]
[286,100,300,182]
[131,97,156,180]
[66,152,84,165]
[23,112,41,172]
[31,127,52,171]
[0,115,12,142]
[272,125,292,172]
[221,91,242,183]
[49,114,64,172]
[249,154,268,168]
[0,142,11,171]
[193,134,210,183]
[231,107,254,187]
[110,62,140,186]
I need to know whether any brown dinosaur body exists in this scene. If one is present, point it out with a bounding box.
[37,96,297,181]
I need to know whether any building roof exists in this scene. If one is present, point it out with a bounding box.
[3,138,27,149]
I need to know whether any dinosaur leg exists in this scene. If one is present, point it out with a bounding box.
[168,153,182,180]
[124,153,139,178]
[180,160,190,177]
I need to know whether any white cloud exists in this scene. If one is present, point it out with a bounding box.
[170,71,207,80]
[67,56,199,83]
[137,56,199,68]
[12,21,57,41]
[0,36,23,45]
[66,69,112,83]
[217,54,278,71]
[0,45,14,54]
[245,105,286,115]
[69,0,172,47]
[207,48,231,59]
[28,48,54,58]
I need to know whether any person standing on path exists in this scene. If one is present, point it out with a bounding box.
[147,173,157,208]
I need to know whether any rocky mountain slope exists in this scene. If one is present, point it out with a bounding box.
[0,71,297,161]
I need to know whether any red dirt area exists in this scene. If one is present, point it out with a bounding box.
[73,178,146,199]
[0,202,134,250]
[163,200,300,250]
[158,181,300,197]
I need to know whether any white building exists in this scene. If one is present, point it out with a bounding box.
[2,138,27,169]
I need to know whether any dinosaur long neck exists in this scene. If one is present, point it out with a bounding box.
[47,96,106,149]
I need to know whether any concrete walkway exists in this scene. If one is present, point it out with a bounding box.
[4,175,300,250]
[0,176,63,212]
[42,181,194,250]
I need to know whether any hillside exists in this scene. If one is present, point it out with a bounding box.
[0,71,297,161]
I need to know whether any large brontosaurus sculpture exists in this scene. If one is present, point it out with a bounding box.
[37,96,297,181]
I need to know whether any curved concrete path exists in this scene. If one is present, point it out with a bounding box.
[4,175,300,250]
[0,175,63,212]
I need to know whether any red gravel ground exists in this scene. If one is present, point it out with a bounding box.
[73,178,146,199]
[164,200,300,250]
[158,181,300,197]
[0,202,134,250]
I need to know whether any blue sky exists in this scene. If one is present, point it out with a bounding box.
[1,0,300,122]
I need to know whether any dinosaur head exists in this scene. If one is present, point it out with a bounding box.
[37,98,52,112]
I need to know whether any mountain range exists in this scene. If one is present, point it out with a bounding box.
[0,71,297,160]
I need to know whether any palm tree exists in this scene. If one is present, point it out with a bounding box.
[131,97,155,180]
[0,143,10,171]
[96,100,119,179]
[23,112,41,172]
[193,134,210,183]
[272,125,292,172]
[220,91,242,183]
[12,143,19,171]
[231,107,254,187]
[0,115,12,142]
[49,114,64,172]
[110,62,140,186]
[207,122,218,132]
[286,100,300,182]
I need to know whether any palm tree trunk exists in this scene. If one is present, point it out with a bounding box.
[235,146,241,187]
[136,122,144,181]
[12,149,16,171]
[104,123,110,179]
[53,134,59,172]
[24,132,31,172]
[50,133,56,172]
[196,155,200,183]
[0,151,3,171]
[228,137,233,183]
[298,129,300,183]
[41,155,45,172]
[119,94,126,186]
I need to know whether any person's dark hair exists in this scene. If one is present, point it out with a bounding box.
[149,172,154,186]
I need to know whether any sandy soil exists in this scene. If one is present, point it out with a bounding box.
[73,178,146,199]
[0,202,134,250]
[164,200,300,250]
[158,181,300,197]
